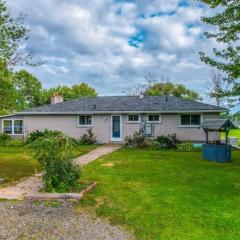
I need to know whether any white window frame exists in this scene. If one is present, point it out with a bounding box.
[127,114,140,123]
[77,115,93,127]
[147,114,161,123]
[179,114,202,128]
[2,119,24,135]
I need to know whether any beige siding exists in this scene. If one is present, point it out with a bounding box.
[24,115,111,143]
[122,114,140,140]
[23,112,221,143]
[0,112,221,142]
[148,113,220,141]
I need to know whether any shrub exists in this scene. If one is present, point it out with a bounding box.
[79,128,97,145]
[6,139,25,147]
[0,133,11,146]
[176,142,195,152]
[31,134,80,192]
[26,129,63,144]
[156,134,180,149]
[125,131,147,148]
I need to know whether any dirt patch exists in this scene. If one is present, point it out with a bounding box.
[0,175,43,200]
[101,162,115,167]
[0,200,131,240]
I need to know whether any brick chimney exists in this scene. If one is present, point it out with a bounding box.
[51,93,63,104]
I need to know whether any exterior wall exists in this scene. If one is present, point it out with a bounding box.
[122,114,140,140]
[24,115,112,143]
[146,113,220,142]
[1,112,221,143]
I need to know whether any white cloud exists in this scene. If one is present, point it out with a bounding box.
[138,15,196,50]
[6,0,223,102]
[177,6,204,23]
[157,53,177,63]
[136,0,180,15]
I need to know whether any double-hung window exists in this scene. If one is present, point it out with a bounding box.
[78,115,92,126]
[3,119,23,135]
[180,114,201,126]
[148,114,161,122]
[128,115,139,122]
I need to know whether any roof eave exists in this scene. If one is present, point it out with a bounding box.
[16,109,226,115]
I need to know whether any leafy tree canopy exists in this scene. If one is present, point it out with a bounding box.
[144,82,202,101]
[198,0,240,81]
[0,0,29,66]
[40,83,97,105]
[13,70,42,110]
[0,62,16,114]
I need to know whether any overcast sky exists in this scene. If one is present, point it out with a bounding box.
[7,0,223,101]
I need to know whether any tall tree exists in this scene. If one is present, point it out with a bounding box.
[198,0,240,81]
[40,83,97,104]
[13,70,42,109]
[0,0,29,66]
[72,83,97,98]
[143,74,202,101]
[0,62,16,114]
[144,82,201,101]
[206,70,227,106]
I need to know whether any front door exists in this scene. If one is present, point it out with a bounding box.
[111,115,122,141]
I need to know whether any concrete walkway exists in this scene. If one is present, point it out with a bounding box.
[0,144,121,200]
[75,144,121,166]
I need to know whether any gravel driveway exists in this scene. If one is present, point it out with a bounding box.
[0,200,131,240]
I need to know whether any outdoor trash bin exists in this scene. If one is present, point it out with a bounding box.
[202,144,231,163]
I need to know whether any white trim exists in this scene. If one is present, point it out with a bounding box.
[17,109,225,115]
[147,114,161,123]
[111,115,122,142]
[77,115,93,127]
[127,114,140,123]
[178,113,202,128]
[2,119,24,135]
[0,114,20,118]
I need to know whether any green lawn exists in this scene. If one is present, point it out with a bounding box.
[0,145,96,187]
[80,147,240,240]
[0,146,40,187]
[221,129,240,145]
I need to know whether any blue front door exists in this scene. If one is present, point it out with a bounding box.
[111,115,121,141]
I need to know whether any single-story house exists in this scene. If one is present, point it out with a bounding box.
[0,94,226,143]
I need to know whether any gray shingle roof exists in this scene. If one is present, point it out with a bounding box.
[20,95,226,114]
[200,119,237,130]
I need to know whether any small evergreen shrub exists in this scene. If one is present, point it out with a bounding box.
[156,134,180,149]
[125,131,147,148]
[79,128,97,145]
[176,142,195,152]
[26,129,63,144]
[31,134,80,192]
[0,133,11,146]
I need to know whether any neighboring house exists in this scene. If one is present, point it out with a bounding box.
[0,95,226,143]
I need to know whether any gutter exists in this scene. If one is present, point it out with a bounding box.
[14,109,226,115]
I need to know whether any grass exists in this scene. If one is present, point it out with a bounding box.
[80,147,240,240]
[0,146,40,187]
[221,129,240,145]
[0,144,96,187]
